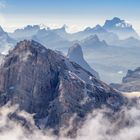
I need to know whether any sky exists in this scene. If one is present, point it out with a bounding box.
[0,0,140,33]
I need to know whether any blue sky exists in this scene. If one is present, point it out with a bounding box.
[0,0,140,33]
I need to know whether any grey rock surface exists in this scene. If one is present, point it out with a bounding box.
[67,43,100,79]
[111,67,140,92]
[0,40,125,134]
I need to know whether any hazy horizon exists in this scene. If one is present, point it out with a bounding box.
[0,0,140,34]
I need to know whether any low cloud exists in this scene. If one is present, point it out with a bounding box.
[1,103,140,140]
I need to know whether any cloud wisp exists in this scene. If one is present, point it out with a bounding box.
[1,102,140,140]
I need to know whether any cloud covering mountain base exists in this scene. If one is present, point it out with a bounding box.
[1,102,140,140]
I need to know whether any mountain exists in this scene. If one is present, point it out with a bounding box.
[81,35,108,48]
[0,40,125,134]
[0,26,15,54]
[113,37,140,47]
[110,67,140,92]
[52,25,70,39]
[72,33,140,84]
[33,28,72,50]
[85,24,106,33]
[8,25,68,40]
[103,17,139,39]
[9,25,40,41]
[72,25,119,43]
[67,43,100,79]
[8,25,72,51]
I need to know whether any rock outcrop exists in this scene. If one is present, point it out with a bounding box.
[67,43,100,79]
[111,67,140,92]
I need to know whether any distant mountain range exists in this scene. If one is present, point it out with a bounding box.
[103,17,139,39]
[9,25,40,40]
[32,28,71,50]
[0,17,140,83]
[80,35,108,48]
[7,17,140,47]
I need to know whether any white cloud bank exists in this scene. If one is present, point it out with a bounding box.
[1,102,140,140]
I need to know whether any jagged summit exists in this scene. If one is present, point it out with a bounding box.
[103,17,132,29]
[52,24,69,39]
[94,24,106,32]
[112,17,122,22]
[24,25,40,30]
[103,17,139,39]
[68,43,83,58]
[52,25,66,33]
[9,40,68,65]
[13,25,40,33]
[12,40,47,53]
[86,35,100,42]
[9,25,40,40]
[84,25,106,33]
[81,35,108,48]
[67,43,100,79]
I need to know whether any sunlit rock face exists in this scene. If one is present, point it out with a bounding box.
[0,40,125,134]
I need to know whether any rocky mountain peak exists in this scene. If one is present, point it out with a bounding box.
[111,67,140,92]
[25,25,40,30]
[8,40,45,60]
[67,43,100,79]
[95,24,102,29]
[94,24,106,32]
[0,40,125,134]
[103,17,139,39]
[103,17,132,29]
[86,35,100,42]
[53,24,67,33]
[14,40,45,52]
[81,35,108,48]
[84,25,106,33]
[109,17,122,24]
[122,67,140,83]
[67,43,83,58]
[7,40,67,68]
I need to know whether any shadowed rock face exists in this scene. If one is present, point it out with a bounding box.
[0,40,125,133]
[110,67,140,92]
[67,43,100,79]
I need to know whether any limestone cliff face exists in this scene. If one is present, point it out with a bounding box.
[0,40,125,132]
